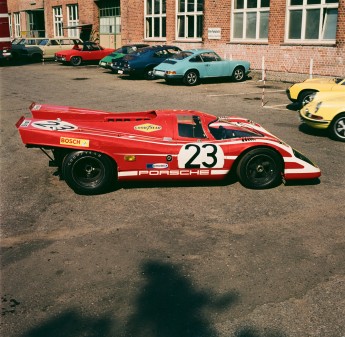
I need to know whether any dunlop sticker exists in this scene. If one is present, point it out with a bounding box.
[60,137,89,147]
[134,123,162,132]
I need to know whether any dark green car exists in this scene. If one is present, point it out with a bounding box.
[99,44,149,71]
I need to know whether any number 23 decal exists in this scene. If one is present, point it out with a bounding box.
[32,120,78,131]
[178,143,225,169]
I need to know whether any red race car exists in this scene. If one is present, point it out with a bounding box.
[55,41,115,66]
[16,103,321,194]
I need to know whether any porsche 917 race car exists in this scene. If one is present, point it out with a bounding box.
[16,103,321,194]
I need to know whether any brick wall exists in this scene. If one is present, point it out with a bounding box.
[120,0,345,79]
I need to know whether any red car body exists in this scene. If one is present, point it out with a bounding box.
[55,42,115,66]
[16,103,321,194]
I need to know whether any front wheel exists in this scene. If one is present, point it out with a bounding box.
[329,113,345,142]
[62,151,116,194]
[144,67,155,80]
[183,70,199,86]
[298,90,317,106]
[232,67,245,82]
[70,56,82,66]
[236,148,283,189]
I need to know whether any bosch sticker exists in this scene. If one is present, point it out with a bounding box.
[178,143,224,169]
[32,120,78,131]
[134,124,162,132]
[60,137,89,147]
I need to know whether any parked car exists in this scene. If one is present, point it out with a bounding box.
[153,49,250,86]
[111,45,182,79]
[55,41,115,66]
[286,77,345,106]
[299,91,345,142]
[16,102,321,194]
[99,44,149,71]
[37,38,83,59]
[11,40,43,62]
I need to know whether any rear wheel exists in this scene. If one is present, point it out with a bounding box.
[144,67,155,80]
[183,70,199,86]
[232,66,245,82]
[329,113,345,142]
[62,151,115,194]
[236,148,283,189]
[70,56,82,66]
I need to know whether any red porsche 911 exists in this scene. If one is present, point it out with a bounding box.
[55,41,115,66]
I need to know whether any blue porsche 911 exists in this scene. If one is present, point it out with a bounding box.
[153,49,250,86]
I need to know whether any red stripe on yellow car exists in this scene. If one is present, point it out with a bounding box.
[60,137,90,147]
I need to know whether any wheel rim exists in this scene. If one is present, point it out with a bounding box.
[186,72,197,85]
[244,154,278,186]
[71,156,105,188]
[334,117,345,139]
[302,94,313,106]
[234,69,244,81]
[72,57,81,65]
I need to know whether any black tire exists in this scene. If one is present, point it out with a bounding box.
[62,151,116,194]
[298,90,317,106]
[144,67,155,80]
[70,56,82,66]
[32,53,42,62]
[183,70,199,86]
[232,66,245,82]
[236,148,283,189]
[329,112,345,142]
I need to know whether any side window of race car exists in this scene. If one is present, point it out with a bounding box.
[177,115,206,139]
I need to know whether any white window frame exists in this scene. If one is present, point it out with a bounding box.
[176,0,203,41]
[14,12,21,38]
[53,6,63,38]
[67,4,79,38]
[144,0,166,40]
[285,0,339,44]
[9,14,13,38]
[231,0,270,42]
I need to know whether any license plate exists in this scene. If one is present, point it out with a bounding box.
[118,70,123,74]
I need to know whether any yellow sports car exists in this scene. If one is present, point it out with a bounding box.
[299,92,345,142]
[287,77,345,106]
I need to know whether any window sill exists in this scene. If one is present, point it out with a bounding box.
[228,40,268,45]
[282,42,337,47]
[174,39,203,43]
[144,38,166,42]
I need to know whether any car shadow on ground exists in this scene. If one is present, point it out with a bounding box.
[286,102,301,111]
[298,123,329,140]
[19,260,287,337]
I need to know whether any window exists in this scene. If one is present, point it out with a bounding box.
[232,0,270,41]
[177,115,206,138]
[145,0,166,39]
[67,5,79,38]
[53,6,63,37]
[14,13,21,37]
[177,0,204,40]
[100,6,121,34]
[286,0,338,43]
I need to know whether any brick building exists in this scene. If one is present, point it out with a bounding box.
[7,0,345,79]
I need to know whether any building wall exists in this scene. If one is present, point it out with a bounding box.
[120,0,345,79]
[7,0,99,39]
[7,0,345,78]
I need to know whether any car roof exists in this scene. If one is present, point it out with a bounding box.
[184,49,217,54]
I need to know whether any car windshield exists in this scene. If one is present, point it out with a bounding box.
[334,78,344,84]
[208,121,263,140]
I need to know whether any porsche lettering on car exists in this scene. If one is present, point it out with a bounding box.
[16,103,321,194]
